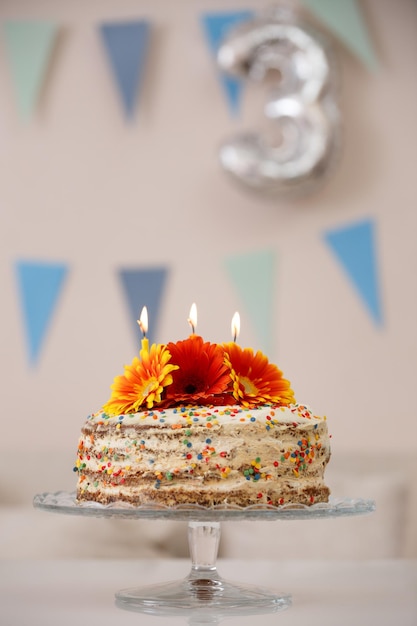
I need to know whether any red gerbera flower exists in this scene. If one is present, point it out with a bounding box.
[223,342,295,407]
[164,335,232,405]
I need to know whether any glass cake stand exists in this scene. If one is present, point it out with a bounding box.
[33,492,375,623]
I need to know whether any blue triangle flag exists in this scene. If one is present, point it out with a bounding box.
[99,20,151,119]
[324,218,383,325]
[15,260,68,365]
[118,267,169,347]
[225,249,276,352]
[3,20,58,119]
[201,11,254,116]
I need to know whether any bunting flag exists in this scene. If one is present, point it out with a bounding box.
[15,260,68,366]
[201,10,254,116]
[300,0,378,70]
[118,267,168,347]
[324,218,383,325]
[99,20,151,119]
[225,249,276,352]
[3,20,59,119]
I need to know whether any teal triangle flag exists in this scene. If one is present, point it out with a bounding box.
[3,20,58,119]
[324,219,383,325]
[118,267,169,347]
[301,0,378,70]
[15,260,68,366]
[201,10,254,116]
[99,20,151,119]
[225,249,276,352]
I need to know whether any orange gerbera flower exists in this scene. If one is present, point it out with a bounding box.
[223,342,295,407]
[102,343,179,415]
[164,335,232,405]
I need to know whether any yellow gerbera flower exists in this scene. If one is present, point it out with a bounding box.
[102,343,179,415]
[223,342,295,408]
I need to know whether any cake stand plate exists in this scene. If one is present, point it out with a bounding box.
[33,491,375,520]
[33,492,375,621]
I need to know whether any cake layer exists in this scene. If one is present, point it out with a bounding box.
[75,403,331,507]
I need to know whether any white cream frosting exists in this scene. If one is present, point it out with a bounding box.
[85,403,325,427]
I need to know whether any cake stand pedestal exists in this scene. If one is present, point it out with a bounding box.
[116,520,291,618]
[33,492,375,623]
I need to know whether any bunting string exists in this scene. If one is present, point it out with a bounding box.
[15,219,383,366]
[1,6,377,120]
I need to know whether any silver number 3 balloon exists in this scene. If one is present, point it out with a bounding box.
[217,8,341,197]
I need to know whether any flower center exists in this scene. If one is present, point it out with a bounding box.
[240,376,259,396]
[177,373,206,396]
[140,379,158,398]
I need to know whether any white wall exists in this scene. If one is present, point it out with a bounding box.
[1,0,417,508]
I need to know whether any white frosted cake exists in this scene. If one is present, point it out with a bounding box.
[75,335,331,507]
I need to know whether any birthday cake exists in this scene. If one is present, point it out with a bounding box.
[75,316,331,508]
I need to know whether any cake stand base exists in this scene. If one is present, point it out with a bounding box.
[115,573,291,615]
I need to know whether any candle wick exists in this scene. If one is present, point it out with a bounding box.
[188,318,195,334]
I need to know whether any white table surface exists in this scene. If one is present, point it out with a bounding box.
[0,559,416,626]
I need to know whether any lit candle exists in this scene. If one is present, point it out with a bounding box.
[137,306,149,353]
[231,311,240,343]
[188,302,197,335]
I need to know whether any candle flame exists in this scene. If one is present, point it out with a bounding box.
[137,306,148,336]
[231,311,240,342]
[188,302,197,334]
